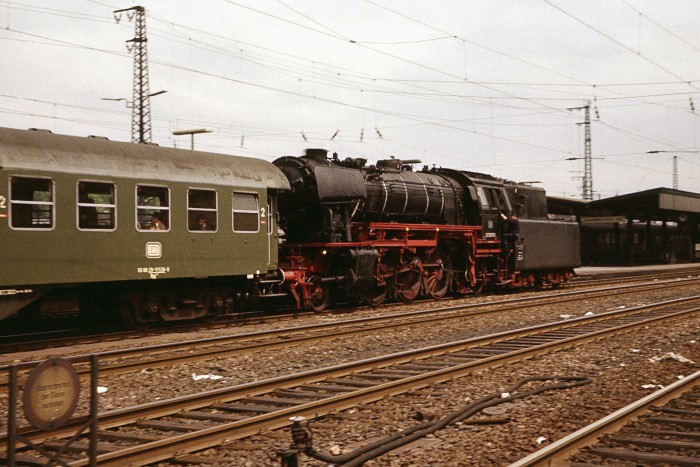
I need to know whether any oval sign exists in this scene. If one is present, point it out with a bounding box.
[23,358,80,430]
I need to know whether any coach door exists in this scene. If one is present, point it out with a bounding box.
[267,199,273,265]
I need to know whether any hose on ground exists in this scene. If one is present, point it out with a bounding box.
[302,375,592,467]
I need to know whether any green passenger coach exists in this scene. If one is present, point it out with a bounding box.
[0,127,290,326]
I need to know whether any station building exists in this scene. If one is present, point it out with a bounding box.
[548,188,700,266]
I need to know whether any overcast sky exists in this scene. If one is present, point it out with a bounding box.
[2,1,700,198]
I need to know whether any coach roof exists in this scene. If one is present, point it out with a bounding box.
[0,127,290,190]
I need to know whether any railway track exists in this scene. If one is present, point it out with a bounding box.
[0,308,306,354]
[511,369,700,466]
[1,278,697,390]
[2,267,698,354]
[2,294,698,466]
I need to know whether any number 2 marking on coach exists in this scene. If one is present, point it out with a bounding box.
[260,207,266,218]
[0,196,6,209]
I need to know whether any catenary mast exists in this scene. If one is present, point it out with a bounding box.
[114,6,153,144]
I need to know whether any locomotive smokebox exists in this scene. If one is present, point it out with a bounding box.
[273,152,366,241]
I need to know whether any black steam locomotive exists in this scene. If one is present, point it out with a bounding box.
[271,149,580,311]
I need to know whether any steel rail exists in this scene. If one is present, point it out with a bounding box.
[2,277,695,387]
[2,266,696,353]
[2,296,698,465]
[0,309,315,355]
[74,300,700,466]
[71,277,700,379]
[2,270,697,354]
[510,369,700,466]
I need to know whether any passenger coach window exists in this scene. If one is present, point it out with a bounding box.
[136,185,170,231]
[232,192,259,232]
[78,181,116,230]
[10,177,54,229]
[188,189,217,232]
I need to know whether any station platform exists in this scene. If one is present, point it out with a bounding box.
[575,263,700,276]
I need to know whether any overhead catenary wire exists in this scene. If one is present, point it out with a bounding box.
[618,0,700,54]
[542,0,700,92]
[2,1,699,197]
[6,1,699,115]
[0,28,584,158]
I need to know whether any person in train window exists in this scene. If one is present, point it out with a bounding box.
[79,199,98,229]
[196,213,214,231]
[150,213,167,230]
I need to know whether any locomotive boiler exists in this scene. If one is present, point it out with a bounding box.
[272,149,580,311]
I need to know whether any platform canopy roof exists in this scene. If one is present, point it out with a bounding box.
[547,188,700,219]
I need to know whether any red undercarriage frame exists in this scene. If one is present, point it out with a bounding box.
[276,222,572,310]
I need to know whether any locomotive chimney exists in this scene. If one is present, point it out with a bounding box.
[304,148,329,160]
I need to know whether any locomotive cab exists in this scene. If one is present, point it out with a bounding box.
[433,168,514,237]
[473,182,511,240]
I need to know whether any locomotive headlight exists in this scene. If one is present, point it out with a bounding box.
[322,249,327,255]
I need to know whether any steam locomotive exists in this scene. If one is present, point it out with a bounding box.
[271,149,580,311]
[0,128,579,327]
